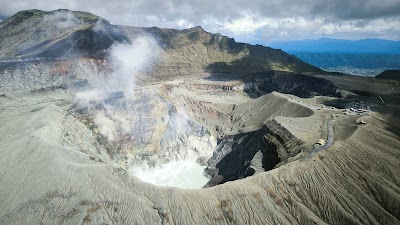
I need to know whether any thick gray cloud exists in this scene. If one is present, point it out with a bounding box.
[311,0,400,19]
[0,0,399,42]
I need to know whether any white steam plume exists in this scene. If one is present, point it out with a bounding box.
[107,37,159,97]
[92,19,107,32]
[93,112,117,141]
[75,36,159,142]
[44,11,81,29]
[75,89,106,108]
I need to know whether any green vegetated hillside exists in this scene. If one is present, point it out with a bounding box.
[122,26,322,74]
[0,9,323,75]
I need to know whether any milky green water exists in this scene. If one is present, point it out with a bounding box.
[130,160,209,189]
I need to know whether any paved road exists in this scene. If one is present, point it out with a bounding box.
[306,120,334,159]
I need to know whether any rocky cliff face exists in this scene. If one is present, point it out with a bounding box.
[205,119,304,187]
[121,25,323,75]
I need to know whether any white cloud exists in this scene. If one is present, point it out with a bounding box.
[223,14,271,35]
[176,19,194,28]
[1,0,399,42]
[249,16,400,42]
[145,15,194,29]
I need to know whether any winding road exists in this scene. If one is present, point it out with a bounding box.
[306,120,334,159]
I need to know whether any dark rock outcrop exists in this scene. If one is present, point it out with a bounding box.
[205,120,304,187]
[244,72,341,98]
[375,69,400,81]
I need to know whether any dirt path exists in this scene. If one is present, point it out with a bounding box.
[306,120,334,159]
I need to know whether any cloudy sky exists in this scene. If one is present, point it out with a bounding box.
[1,0,399,44]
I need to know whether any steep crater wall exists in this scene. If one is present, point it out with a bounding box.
[0,64,320,189]
[205,71,342,99]
[205,119,304,187]
[68,82,310,188]
[243,73,342,98]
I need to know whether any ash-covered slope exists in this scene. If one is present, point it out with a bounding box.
[1,78,399,225]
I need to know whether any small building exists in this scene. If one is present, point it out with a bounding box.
[315,139,326,146]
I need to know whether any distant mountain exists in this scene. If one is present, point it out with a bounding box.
[0,9,322,75]
[269,38,400,54]
[266,38,400,76]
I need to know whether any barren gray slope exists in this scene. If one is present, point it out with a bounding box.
[0,87,399,225]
